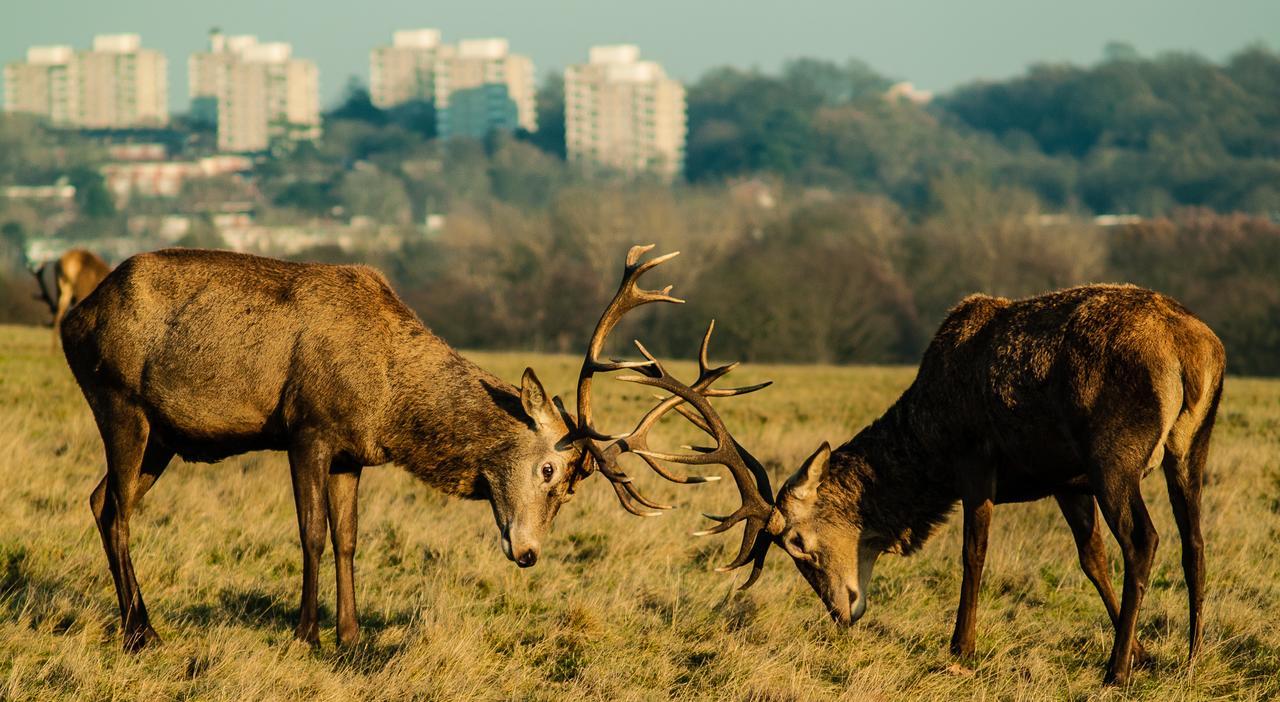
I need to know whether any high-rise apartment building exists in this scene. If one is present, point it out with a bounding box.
[76,34,168,128]
[188,31,259,125]
[436,38,535,139]
[4,46,76,124]
[369,30,535,139]
[369,29,450,109]
[4,35,167,128]
[565,45,686,180]
[189,31,320,153]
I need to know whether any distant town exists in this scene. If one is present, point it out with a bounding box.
[2,29,1277,377]
[4,29,689,180]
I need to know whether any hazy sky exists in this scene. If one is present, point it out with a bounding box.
[3,0,1276,110]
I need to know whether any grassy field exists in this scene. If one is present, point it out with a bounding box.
[0,323,1277,701]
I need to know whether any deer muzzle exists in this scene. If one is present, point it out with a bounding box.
[502,524,541,569]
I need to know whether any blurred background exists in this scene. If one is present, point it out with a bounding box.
[1,1,1277,373]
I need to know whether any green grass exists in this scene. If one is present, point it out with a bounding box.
[0,323,1277,700]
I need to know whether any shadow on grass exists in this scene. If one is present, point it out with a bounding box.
[173,584,420,673]
[179,587,418,629]
[0,543,106,638]
[177,586,304,632]
[325,635,414,675]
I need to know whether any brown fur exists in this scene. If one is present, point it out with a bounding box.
[61,248,583,650]
[30,248,111,349]
[775,284,1224,686]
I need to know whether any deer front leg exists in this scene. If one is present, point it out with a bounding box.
[950,472,995,660]
[52,278,73,350]
[327,465,362,647]
[288,438,331,646]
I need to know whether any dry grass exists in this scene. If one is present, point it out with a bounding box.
[0,323,1277,700]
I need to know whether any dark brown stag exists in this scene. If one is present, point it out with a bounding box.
[645,285,1224,686]
[61,244,732,651]
[30,248,111,348]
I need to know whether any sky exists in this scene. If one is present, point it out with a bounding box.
[2,0,1277,110]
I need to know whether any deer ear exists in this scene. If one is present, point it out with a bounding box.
[785,442,831,502]
[520,368,556,427]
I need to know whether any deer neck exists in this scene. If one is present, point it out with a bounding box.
[833,396,960,556]
[384,336,527,499]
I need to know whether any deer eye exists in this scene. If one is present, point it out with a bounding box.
[541,462,556,482]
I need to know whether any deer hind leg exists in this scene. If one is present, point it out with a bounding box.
[88,398,174,651]
[327,465,362,647]
[1161,387,1218,667]
[1090,443,1161,686]
[288,437,332,646]
[1055,492,1148,665]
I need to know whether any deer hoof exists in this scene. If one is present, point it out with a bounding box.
[293,624,321,647]
[123,626,161,653]
[1130,639,1154,668]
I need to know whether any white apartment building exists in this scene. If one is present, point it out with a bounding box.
[436,38,535,138]
[369,30,535,138]
[188,31,259,124]
[369,29,450,109]
[189,31,320,153]
[4,35,168,128]
[4,46,75,124]
[565,45,686,180]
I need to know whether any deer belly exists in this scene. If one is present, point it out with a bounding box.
[139,373,285,457]
[992,454,1091,503]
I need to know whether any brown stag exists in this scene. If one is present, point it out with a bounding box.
[30,248,111,348]
[60,244,729,651]
[640,285,1224,686]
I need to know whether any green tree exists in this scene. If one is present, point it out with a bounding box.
[66,166,115,218]
[327,77,387,125]
[337,166,412,224]
[522,74,565,159]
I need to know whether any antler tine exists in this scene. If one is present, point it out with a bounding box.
[572,247,776,543]
[28,260,57,316]
[589,370,725,494]
[705,381,772,398]
[608,478,664,517]
[598,323,770,490]
[572,244,689,514]
[619,360,782,590]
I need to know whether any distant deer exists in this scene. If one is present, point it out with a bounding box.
[29,248,111,348]
[635,285,1224,686]
[60,244,709,651]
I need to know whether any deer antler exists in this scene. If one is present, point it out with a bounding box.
[28,261,57,321]
[617,323,783,590]
[570,244,684,515]
[572,246,771,518]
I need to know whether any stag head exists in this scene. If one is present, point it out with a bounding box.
[497,244,759,566]
[485,366,581,568]
[771,444,881,625]
[618,325,882,623]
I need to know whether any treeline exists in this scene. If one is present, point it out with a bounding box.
[288,181,1276,376]
[677,46,1280,215]
[2,45,1279,374]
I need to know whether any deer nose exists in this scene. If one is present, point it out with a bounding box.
[515,550,538,568]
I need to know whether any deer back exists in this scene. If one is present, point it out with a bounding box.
[60,249,433,463]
